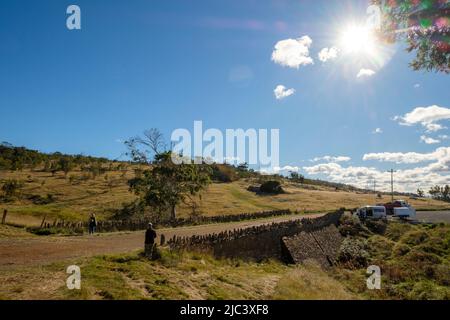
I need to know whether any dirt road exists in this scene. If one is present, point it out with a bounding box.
[0,213,322,269]
[1,211,448,269]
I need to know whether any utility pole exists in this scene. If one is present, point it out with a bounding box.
[387,169,396,202]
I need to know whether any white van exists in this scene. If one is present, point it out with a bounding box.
[355,206,387,220]
[393,206,416,220]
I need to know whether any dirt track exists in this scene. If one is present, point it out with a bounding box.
[0,213,322,269]
[1,211,448,270]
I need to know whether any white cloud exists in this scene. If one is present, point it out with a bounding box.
[259,165,300,175]
[304,151,450,193]
[425,123,446,132]
[276,165,300,173]
[394,105,450,132]
[372,128,383,134]
[357,68,376,78]
[420,135,440,144]
[363,147,450,164]
[311,156,351,163]
[274,85,295,100]
[318,47,338,62]
[414,83,421,88]
[271,35,314,69]
[439,134,449,140]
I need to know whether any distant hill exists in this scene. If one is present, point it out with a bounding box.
[1,143,449,226]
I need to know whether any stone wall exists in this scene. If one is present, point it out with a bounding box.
[37,209,294,233]
[281,224,343,268]
[168,210,344,262]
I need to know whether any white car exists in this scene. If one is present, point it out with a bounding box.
[393,206,416,220]
[355,206,387,220]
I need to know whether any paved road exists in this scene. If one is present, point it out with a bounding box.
[0,213,322,269]
[416,211,450,223]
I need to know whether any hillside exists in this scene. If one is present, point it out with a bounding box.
[1,166,449,227]
[1,145,449,227]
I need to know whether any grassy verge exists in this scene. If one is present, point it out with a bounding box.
[0,249,358,300]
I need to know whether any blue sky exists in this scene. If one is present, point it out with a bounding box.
[0,0,449,192]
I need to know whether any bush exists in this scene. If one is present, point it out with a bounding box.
[401,230,430,246]
[392,243,411,257]
[406,281,450,300]
[27,194,55,205]
[338,238,369,269]
[27,226,83,236]
[338,215,371,238]
[211,164,239,183]
[367,235,394,260]
[364,219,388,235]
[1,179,24,201]
[385,222,414,241]
[259,181,284,194]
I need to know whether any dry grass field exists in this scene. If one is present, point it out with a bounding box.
[1,167,449,227]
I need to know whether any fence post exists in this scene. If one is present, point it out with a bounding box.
[1,209,7,224]
[40,215,46,228]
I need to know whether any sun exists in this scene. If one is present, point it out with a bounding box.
[339,24,377,54]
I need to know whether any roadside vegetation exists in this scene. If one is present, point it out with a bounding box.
[335,217,450,300]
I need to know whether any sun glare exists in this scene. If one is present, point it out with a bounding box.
[339,25,376,54]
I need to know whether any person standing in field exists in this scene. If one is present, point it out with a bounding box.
[145,223,157,258]
[88,213,97,235]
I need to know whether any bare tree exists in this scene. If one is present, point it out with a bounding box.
[125,128,167,164]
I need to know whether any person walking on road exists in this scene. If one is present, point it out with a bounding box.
[88,213,97,235]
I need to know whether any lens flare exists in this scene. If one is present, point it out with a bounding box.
[339,25,376,54]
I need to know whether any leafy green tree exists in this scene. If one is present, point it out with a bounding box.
[58,157,74,177]
[1,179,24,201]
[417,188,425,197]
[289,172,305,183]
[373,0,450,73]
[429,185,450,201]
[128,152,211,220]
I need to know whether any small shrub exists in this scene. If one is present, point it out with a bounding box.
[26,226,83,236]
[392,243,411,257]
[27,194,55,205]
[406,281,450,300]
[364,219,388,235]
[338,215,371,238]
[434,264,450,286]
[385,222,414,241]
[401,230,430,246]
[338,238,369,269]
[1,179,24,202]
[367,235,394,260]
[211,164,239,183]
[259,181,284,194]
